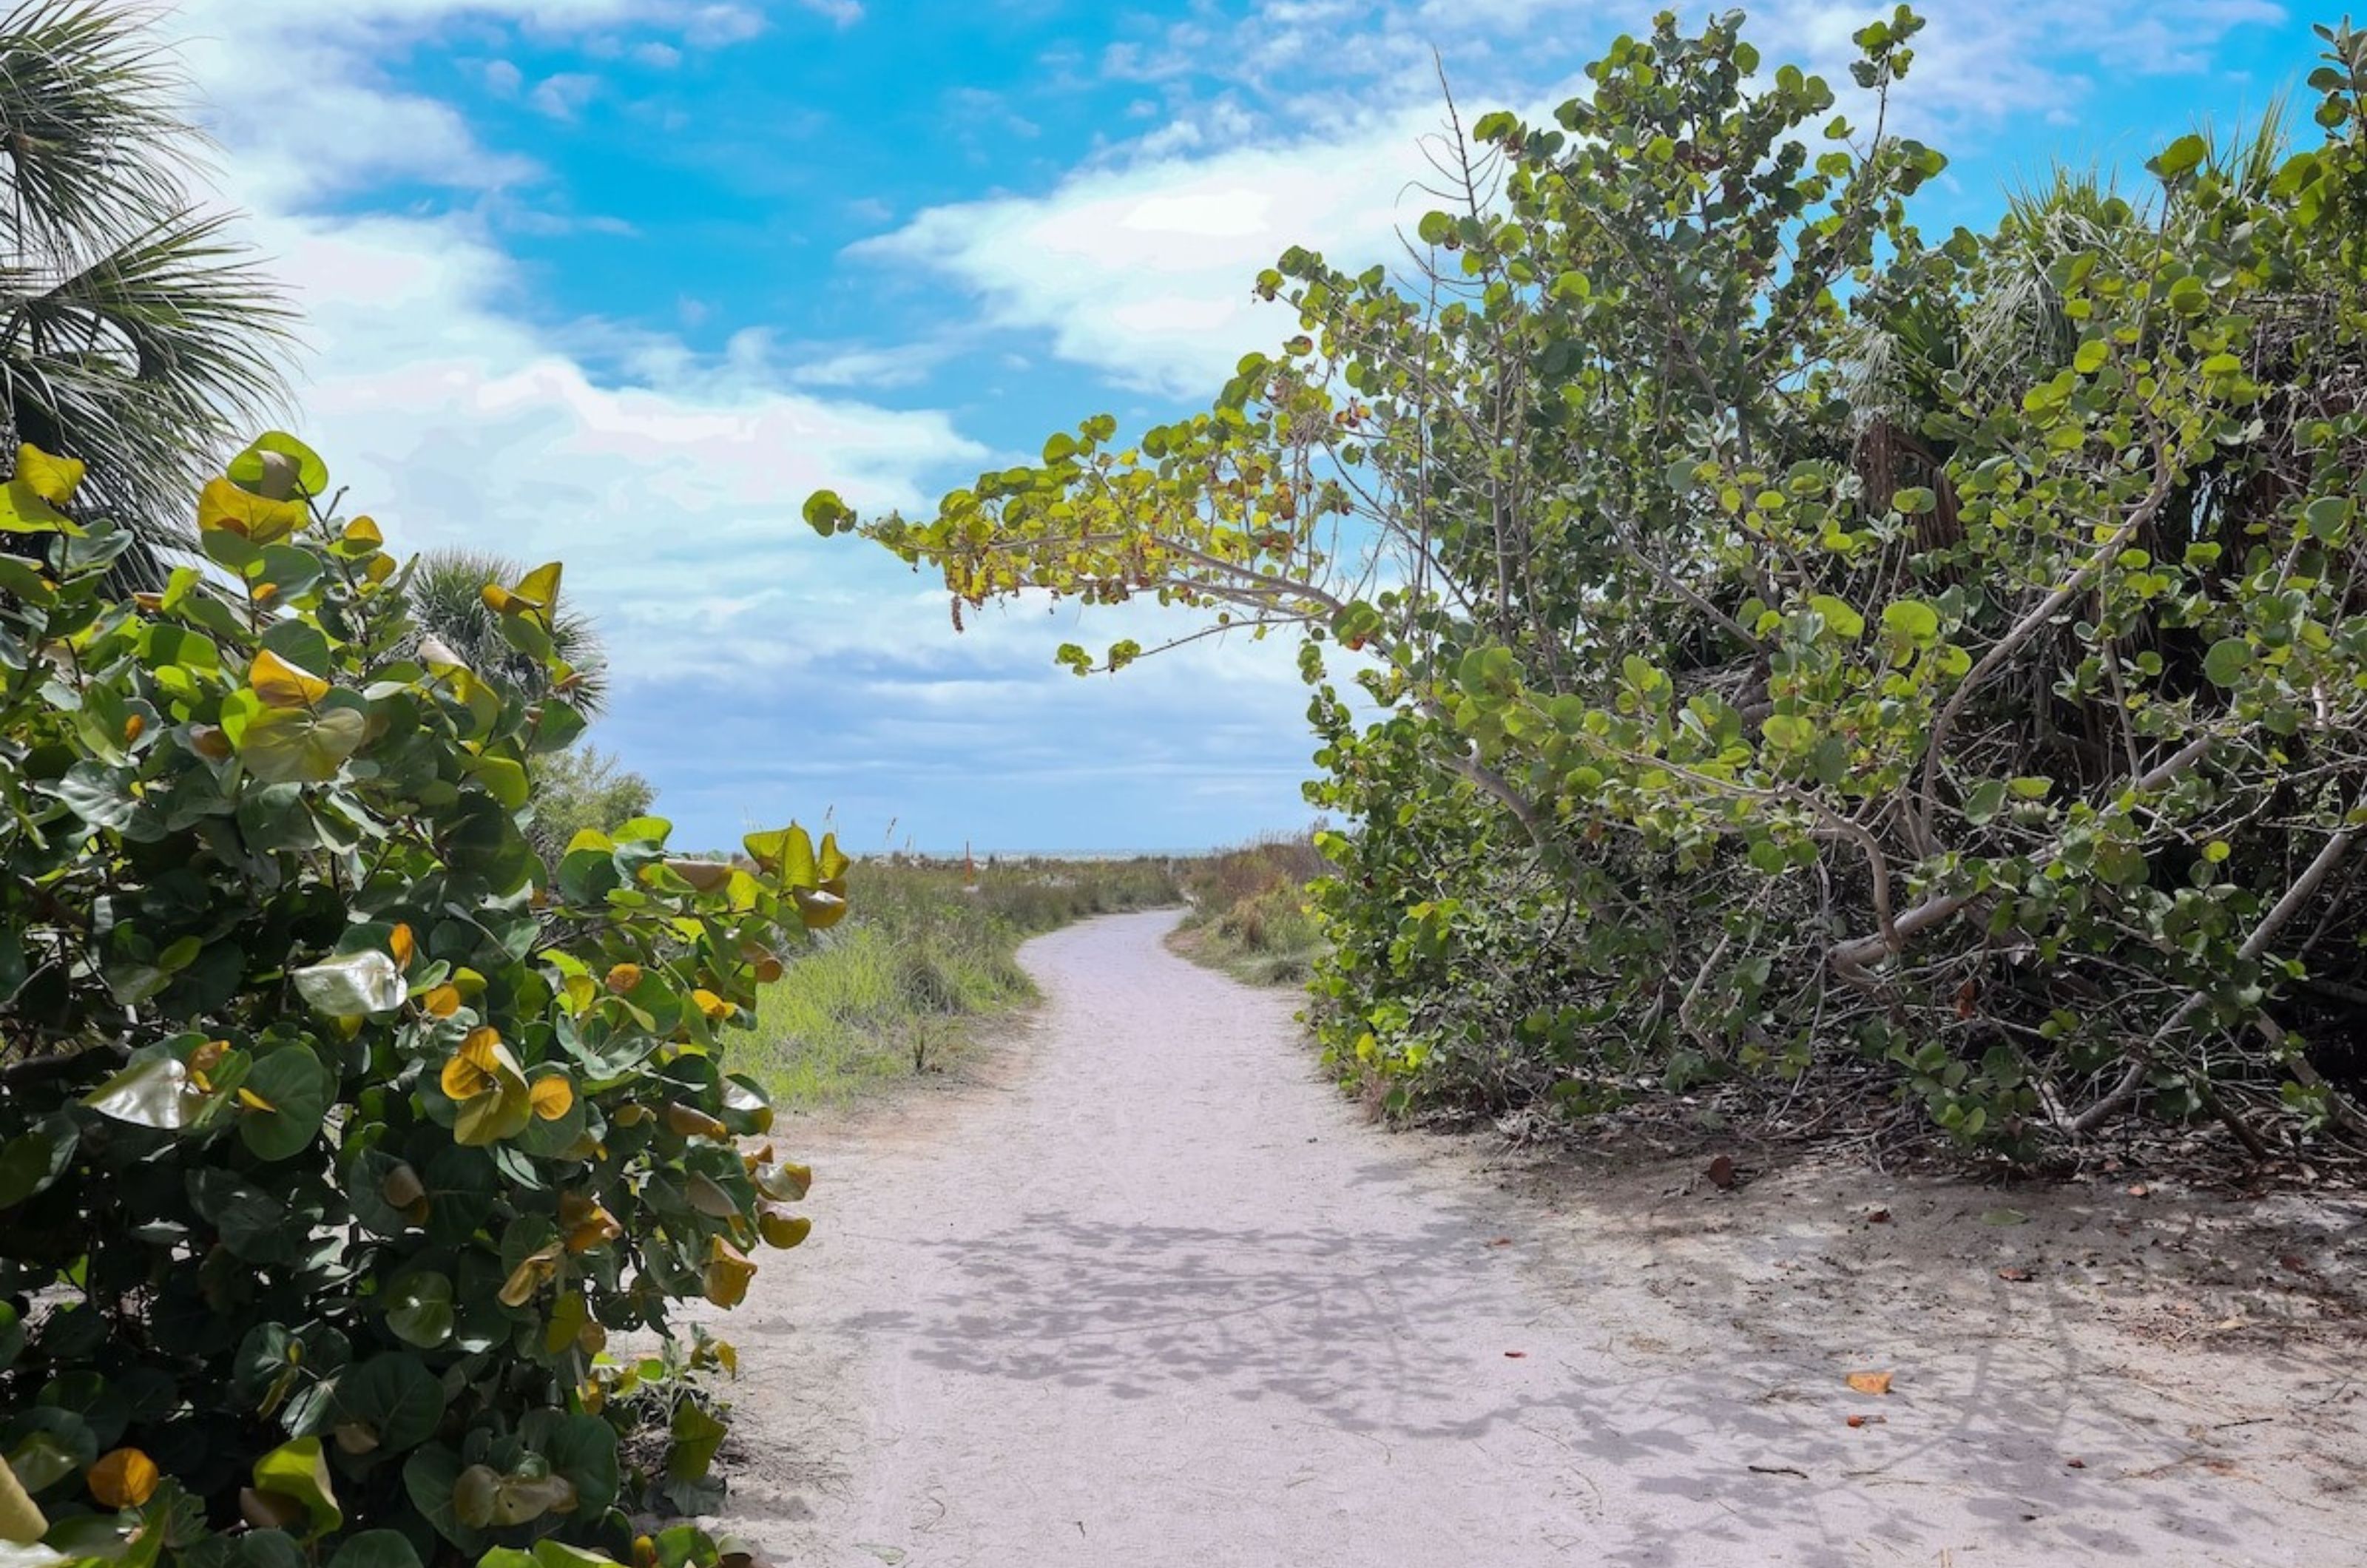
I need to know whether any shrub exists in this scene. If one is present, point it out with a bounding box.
[0,434,834,1568]
[812,10,2367,1161]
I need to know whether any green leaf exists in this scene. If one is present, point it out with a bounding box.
[665,1402,727,1484]
[2073,339,2109,374]
[530,1544,622,1568]
[384,1271,455,1349]
[292,951,404,1018]
[2203,638,2254,687]
[1760,714,1814,751]
[1880,599,1940,643]
[50,762,138,831]
[238,1047,334,1161]
[2152,132,2209,179]
[187,1169,300,1265]
[326,1355,446,1456]
[251,1438,341,1541]
[228,433,331,500]
[2305,496,2350,542]
[240,704,366,784]
[235,1532,305,1568]
[0,1117,77,1209]
[801,491,852,536]
[401,1448,471,1550]
[1808,594,1864,640]
[1962,779,2008,825]
[325,1532,420,1568]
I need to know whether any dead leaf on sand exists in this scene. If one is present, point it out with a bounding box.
[1997,1266,2034,1283]
[1706,1154,1738,1189]
[1846,1371,1894,1396]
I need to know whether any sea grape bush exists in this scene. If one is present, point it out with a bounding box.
[814,7,2367,1159]
[0,433,838,1568]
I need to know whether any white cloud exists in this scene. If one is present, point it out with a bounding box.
[793,0,864,27]
[143,1,999,696]
[868,0,2291,394]
[788,341,959,391]
[528,72,600,120]
[156,0,767,207]
[683,4,771,45]
[253,209,989,683]
[866,105,1442,396]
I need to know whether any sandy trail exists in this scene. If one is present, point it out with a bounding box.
[714,910,2366,1567]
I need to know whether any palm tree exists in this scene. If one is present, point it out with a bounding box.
[0,1,293,578]
[403,547,612,716]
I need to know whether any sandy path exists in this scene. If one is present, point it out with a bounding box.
[715,910,2366,1567]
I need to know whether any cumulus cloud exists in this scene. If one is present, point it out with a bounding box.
[865,104,1444,396]
[868,0,2289,394]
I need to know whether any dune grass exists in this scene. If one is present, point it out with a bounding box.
[740,854,1183,1109]
[1173,836,1330,986]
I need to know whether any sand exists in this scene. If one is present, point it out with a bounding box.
[708,909,2367,1567]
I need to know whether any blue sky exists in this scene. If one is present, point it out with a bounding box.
[158,0,2310,853]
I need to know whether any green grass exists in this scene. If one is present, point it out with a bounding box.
[740,855,1183,1108]
[1173,837,1329,986]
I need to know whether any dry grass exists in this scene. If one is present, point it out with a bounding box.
[1175,836,1328,985]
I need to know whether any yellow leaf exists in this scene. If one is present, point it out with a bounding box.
[249,649,331,709]
[1846,1371,1894,1396]
[701,1237,756,1308]
[389,923,415,969]
[198,476,305,544]
[237,1087,277,1112]
[123,714,144,744]
[422,984,461,1018]
[498,1243,562,1308]
[189,1039,229,1073]
[17,444,84,506]
[665,1102,728,1140]
[758,1208,811,1251]
[0,1442,47,1541]
[529,1074,575,1121]
[440,1027,510,1100]
[692,989,735,1021]
[604,963,642,995]
[364,554,396,584]
[342,516,383,548]
[87,1448,160,1510]
[560,1192,621,1254]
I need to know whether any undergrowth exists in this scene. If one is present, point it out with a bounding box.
[1175,837,1328,986]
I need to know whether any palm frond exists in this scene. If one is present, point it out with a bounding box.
[0,1,293,570]
[0,1,187,254]
[405,547,612,717]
